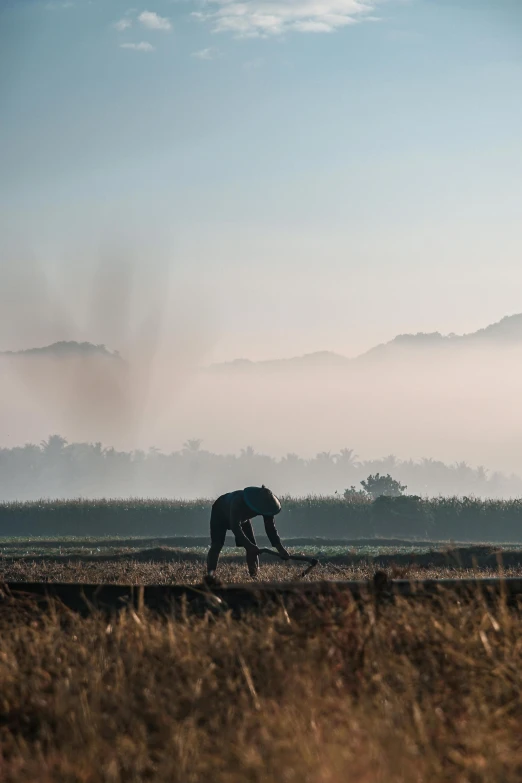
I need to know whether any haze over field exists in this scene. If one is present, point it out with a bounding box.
[2,312,522,486]
[2,1,522,493]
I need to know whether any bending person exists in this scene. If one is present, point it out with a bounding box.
[207,485,290,578]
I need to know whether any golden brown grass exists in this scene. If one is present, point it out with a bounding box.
[2,557,522,585]
[1,589,522,782]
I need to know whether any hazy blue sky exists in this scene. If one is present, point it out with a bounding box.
[1,0,522,361]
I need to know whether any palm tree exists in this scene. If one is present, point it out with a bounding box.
[182,439,202,454]
[40,434,67,456]
[337,448,359,467]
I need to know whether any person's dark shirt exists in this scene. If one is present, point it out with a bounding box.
[223,489,283,549]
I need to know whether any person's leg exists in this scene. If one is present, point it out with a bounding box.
[207,504,227,575]
[241,520,259,578]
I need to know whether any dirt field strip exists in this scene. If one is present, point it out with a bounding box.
[3,576,522,616]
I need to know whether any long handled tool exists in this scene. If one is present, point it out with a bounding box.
[257,548,319,578]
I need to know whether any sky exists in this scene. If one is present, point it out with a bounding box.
[1,0,522,363]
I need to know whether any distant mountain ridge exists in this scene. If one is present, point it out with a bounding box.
[0,341,120,360]
[210,314,522,370]
[213,350,350,371]
[358,313,522,362]
[3,315,522,369]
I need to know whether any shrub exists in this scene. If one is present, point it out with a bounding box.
[361,473,407,499]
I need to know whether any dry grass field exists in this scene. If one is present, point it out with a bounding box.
[2,556,522,584]
[1,586,522,782]
[2,537,522,585]
[2,542,522,781]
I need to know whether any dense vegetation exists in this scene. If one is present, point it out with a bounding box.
[1,435,521,501]
[2,590,522,781]
[2,495,522,540]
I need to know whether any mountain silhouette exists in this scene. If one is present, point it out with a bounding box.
[357,313,522,362]
[211,350,350,371]
[0,341,121,360]
[4,314,522,370]
[210,314,522,371]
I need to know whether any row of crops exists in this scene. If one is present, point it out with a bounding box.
[1,495,522,541]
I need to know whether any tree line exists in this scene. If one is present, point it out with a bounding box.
[1,435,521,501]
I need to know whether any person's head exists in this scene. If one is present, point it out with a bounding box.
[243,485,281,516]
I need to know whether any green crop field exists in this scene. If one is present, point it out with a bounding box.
[1,495,522,541]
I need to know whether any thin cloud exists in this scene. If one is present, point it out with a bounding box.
[194,0,383,37]
[138,10,172,30]
[120,41,155,51]
[191,47,221,60]
[114,18,133,31]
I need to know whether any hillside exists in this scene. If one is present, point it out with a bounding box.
[210,314,522,371]
[358,314,522,362]
[0,341,121,360]
[210,350,349,372]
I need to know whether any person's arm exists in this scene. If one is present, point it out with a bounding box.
[264,516,290,559]
[230,495,259,553]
